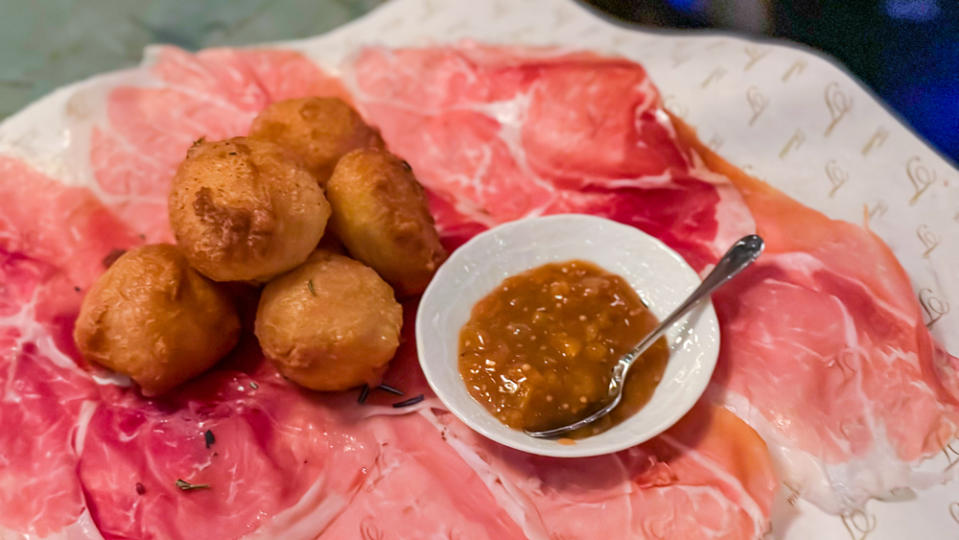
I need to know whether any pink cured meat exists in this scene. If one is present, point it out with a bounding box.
[348,44,754,268]
[423,403,776,540]
[0,46,777,539]
[317,413,529,539]
[350,43,959,512]
[676,122,959,510]
[0,157,138,536]
[75,348,384,540]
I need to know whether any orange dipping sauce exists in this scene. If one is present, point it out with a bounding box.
[458,260,669,438]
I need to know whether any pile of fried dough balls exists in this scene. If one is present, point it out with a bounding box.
[73,97,446,397]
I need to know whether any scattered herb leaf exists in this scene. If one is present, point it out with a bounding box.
[204,429,215,449]
[249,381,259,390]
[357,384,370,404]
[135,482,146,495]
[228,151,237,156]
[191,136,205,147]
[400,160,412,171]
[307,279,317,296]
[392,394,424,408]
[377,383,403,396]
[73,286,82,292]
[138,233,146,241]
[175,478,210,491]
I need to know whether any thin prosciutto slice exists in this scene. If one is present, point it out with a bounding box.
[0,45,776,539]
[346,45,755,266]
[423,403,776,540]
[0,157,136,538]
[348,43,959,512]
[674,120,959,511]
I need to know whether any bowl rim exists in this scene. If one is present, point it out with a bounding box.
[415,213,719,457]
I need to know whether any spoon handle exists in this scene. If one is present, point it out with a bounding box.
[610,234,765,391]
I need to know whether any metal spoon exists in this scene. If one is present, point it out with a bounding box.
[524,234,765,439]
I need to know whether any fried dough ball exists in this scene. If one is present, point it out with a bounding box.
[169,137,331,282]
[73,244,241,397]
[326,148,446,296]
[254,250,402,391]
[248,97,384,182]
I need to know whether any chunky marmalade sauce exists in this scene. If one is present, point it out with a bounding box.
[458,260,669,438]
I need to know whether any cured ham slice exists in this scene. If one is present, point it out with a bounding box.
[316,413,530,540]
[77,357,379,540]
[0,45,777,539]
[347,45,755,268]
[0,157,136,537]
[425,403,776,540]
[349,43,959,513]
[673,119,959,511]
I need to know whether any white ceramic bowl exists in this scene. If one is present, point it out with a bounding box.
[416,214,719,457]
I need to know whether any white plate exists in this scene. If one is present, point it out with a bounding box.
[416,214,719,457]
[2,0,957,535]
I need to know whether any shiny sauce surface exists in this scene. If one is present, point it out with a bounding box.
[458,260,669,438]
